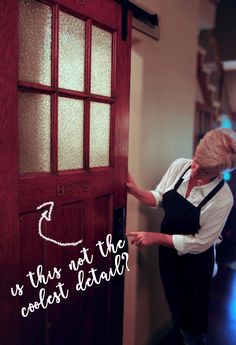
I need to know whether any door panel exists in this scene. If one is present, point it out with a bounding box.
[19,0,52,86]
[19,212,45,345]
[59,11,85,91]
[18,92,51,174]
[0,0,131,344]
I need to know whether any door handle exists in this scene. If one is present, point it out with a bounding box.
[113,207,129,255]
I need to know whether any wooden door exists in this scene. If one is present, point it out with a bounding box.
[0,1,131,345]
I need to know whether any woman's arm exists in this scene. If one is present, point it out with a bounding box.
[126,231,174,248]
[173,197,234,255]
[126,173,157,207]
[126,159,187,208]
[127,196,233,252]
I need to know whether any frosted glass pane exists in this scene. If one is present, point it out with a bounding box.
[58,98,84,170]
[19,93,51,174]
[59,12,85,91]
[91,26,112,97]
[90,102,110,168]
[19,0,51,85]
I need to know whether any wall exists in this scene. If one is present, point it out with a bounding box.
[123,1,200,345]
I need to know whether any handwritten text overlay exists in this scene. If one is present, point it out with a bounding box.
[10,234,129,317]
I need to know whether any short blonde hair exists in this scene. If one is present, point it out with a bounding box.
[194,128,236,175]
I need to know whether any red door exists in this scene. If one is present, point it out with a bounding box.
[0,1,131,344]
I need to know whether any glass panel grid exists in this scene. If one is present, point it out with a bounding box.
[91,26,112,97]
[58,97,84,171]
[19,93,51,174]
[19,0,52,86]
[18,6,115,174]
[59,11,85,91]
[90,102,110,168]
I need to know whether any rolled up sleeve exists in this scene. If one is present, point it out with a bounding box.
[172,197,234,255]
[150,158,187,208]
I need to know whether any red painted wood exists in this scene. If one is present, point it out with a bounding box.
[113,9,132,208]
[2,1,132,344]
[89,93,115,103]
[19,212,45,344]
[0,1,20,345]
[109,9,132,345]
[52,93,59,174]
[52,5,59,174]
[84,99,90,169]
[55,0,120,29]
[109,30,118,168]
[18,81,56,93]
[85,19,92,95]
[83,16,91,171]
[18,83,116,103]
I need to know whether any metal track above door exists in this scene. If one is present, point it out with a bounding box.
[115,0,159,41]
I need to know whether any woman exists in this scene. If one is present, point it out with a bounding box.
[126,128,236,345]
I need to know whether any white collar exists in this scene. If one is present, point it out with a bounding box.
[181,165,223,198]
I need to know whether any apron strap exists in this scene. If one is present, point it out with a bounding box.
[174,165,191,190]
[198,179,225,209]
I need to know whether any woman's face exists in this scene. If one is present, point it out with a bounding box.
[191,158,216,180]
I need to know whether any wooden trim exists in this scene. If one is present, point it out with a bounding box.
[18,81,56,93]
[58,88,88,99]
[59,3,88,21]
[91,19,116,33]
[52,4,59,89]
[50,0,119,29]
[84,19,91,170]
[0,1,20,344]
[109,31,118,168]
[51,93,58,174]
[113,7,131,205]
[85,19,92,96]
[57,88,115,103]
[112,30,118,99]
[89,94,115,103]
[84,99,90,169]
[51,5,59,174]
[110,103,115,168]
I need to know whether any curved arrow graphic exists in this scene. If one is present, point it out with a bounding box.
[37,201,83,247]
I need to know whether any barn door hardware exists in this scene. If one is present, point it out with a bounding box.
[115,0,159,41]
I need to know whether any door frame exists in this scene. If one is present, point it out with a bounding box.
[0,1,20,344]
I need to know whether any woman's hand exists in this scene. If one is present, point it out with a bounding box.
[127,231,174,249]
[126,232,158,247]
[126,172,140,196]
[126,172,157,207]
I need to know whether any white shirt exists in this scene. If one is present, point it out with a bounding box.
[150,158,234,256]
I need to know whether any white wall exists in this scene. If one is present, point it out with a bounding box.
[123,1,201,345]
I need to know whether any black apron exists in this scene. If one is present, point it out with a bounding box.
[159,165,224,335]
